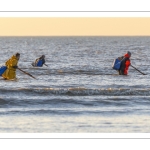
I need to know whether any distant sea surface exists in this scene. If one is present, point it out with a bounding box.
[0,36,150,132]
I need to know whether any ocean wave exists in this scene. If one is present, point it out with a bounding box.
[0,87,150,96]
[0,107,134,115]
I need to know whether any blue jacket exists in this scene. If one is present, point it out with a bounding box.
[35,58,45,67]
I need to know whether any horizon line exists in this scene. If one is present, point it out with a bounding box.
[0,35,150,37]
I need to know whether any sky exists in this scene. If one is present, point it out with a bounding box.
[0,17,150,36]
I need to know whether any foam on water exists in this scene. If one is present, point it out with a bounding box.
[1,87,150,96]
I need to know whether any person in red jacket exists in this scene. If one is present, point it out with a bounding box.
[118,51,131,75]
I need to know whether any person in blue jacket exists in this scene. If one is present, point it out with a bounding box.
[32,55,46,67]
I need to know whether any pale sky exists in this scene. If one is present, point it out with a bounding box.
[0,18,150,36]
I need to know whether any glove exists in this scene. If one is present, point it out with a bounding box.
[13,66,18,69]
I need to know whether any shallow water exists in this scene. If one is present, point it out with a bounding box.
[0,36,150,132]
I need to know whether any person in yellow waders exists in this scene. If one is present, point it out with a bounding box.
[2,53,20,80]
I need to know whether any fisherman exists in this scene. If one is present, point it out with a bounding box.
[32,55,46,67]
[118,51,131,75]
[2,53,20,80]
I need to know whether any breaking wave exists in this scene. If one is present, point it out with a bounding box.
[1,87,150,96]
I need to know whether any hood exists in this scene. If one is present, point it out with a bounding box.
[11,55,17,60]
[124,53,130,58]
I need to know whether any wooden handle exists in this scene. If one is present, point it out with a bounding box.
[131,65,146,75]
[18,68,36,79]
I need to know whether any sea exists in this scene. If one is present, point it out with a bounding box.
[0,36,150,133]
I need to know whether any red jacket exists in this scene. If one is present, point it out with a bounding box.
[124,53,131,75]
